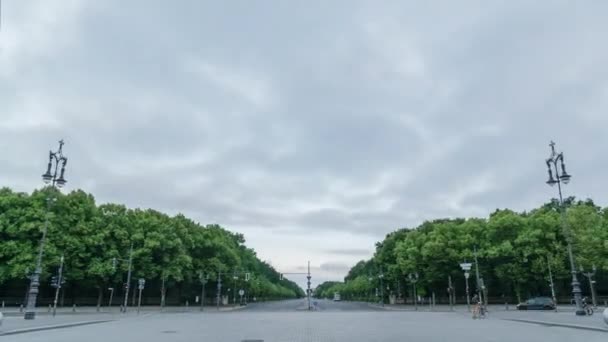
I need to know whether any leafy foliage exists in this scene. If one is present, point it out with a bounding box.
[316,198,608,303]
[0,187,304,302]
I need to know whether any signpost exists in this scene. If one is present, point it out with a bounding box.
[137,278,145,314]
[459,262,472,312]
[239,289,245,305]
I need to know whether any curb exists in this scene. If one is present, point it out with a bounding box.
[218,305,248,312]
[0,319,113,336]
[504,318,608,333]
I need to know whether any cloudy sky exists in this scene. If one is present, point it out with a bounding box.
[2,1,608,288]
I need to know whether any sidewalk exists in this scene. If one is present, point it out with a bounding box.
[371,302,608,332]
[0,305,246,336]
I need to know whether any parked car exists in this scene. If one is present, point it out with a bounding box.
[516,297,555,310]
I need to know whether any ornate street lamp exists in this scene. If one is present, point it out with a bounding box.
[24,140,68,320]
[545,141,584,315]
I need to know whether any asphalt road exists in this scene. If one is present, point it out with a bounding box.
[3,300,607,341]
[244,298,383,312]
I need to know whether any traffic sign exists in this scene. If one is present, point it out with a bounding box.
[239,289,244,296]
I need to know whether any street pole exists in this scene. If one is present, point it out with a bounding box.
[108,288,114,308]
[233,272,237,306]
[460,262,472,312]
[581,265,598,308]
[137,279,145,314]
[408,273,418,311]
[216,273,222,310]
[200,272,208,312]
[52,255,64,317]
[307,261,312,310]
[25,140,68,320]
[448,275,454,311]
[122,242,133,313]
[547,255,557,311]
[545,141,584,315]
[379,269,384,307]
[473,247,484,306]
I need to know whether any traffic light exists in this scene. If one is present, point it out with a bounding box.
[50,276,58,288]
[279,273,283,280]
[245,273,250,281]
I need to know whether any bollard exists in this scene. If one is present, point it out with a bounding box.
[505,302,509,311]
[19,304,23,313]
[0,311,3,329]
[48,304,52,312]
[1,301,4,309]
[603,308,608,326]
[72,304,76,312]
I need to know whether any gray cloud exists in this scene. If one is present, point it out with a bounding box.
[2,1,608,285]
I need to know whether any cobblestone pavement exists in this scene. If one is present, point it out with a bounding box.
[4,304,607,342]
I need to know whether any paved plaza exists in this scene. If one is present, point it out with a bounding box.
[1,299,606,341]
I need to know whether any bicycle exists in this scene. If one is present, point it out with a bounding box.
[472,303,487,319]
[582,298,594,316]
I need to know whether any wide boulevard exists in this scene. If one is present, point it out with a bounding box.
[3,299,607,342]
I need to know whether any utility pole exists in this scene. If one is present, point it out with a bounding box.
[52,256,64,317]
[122,243,133,313]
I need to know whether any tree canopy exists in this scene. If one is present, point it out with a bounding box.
[315,198,608,303]
[0,187,304,305]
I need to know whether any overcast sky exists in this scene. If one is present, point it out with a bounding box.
[2,1,608,289]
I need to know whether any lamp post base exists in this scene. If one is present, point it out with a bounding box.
[24,311,36,320]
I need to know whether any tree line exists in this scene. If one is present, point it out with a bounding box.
[315,198,608,304]
[0,187,304,307]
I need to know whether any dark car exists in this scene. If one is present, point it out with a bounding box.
[516,297,555,310]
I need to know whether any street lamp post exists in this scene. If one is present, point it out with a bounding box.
[24,140,68,320]
[460,262,472,312]
[545,141,585,315]
[580,265,598,308]
[408,273,419,311]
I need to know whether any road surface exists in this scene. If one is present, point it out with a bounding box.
[244,298,383,312]
[3,300,606,341]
